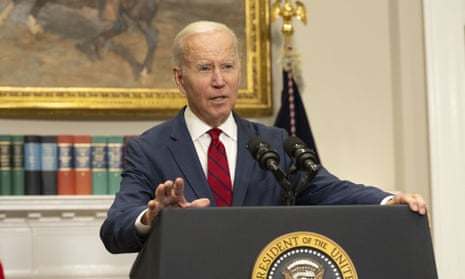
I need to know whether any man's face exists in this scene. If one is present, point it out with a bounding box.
[173,30,240,127]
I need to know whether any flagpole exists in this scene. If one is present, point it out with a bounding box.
[272,1,321,162]
[285,46,296,136]
[271,0,307,137]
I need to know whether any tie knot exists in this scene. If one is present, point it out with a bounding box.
[208,128,222,141]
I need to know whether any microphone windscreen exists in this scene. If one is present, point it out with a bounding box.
[246,136,266,158]
[284,136,304,157]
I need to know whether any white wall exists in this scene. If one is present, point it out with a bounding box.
[277,0,430,201]
[423,0,465,277]
[295,0,399,191]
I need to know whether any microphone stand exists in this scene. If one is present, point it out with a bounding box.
[270,167,295,206]
[280,165,318,206]
[293,171,317,200]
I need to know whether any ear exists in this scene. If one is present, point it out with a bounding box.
[173,67,186,95]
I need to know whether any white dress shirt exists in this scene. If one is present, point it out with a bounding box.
[184,106,237,184]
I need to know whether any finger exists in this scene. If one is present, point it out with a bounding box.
[155,180,173,201]
[147,199,157,211]
[144,199,164,226]
[405,194,427,215]
[414,195,427,215]
[164,185,172,198]
[155,184,167,200]
[173,177,184,197]
[147,199,160,216]
[406,194,419,211]
[155,184,166,200]
[190,198,211,208]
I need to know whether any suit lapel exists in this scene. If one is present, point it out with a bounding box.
[232,116,256,205]
[167,111,213,201]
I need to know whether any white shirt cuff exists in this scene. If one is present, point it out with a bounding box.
[134,208,151,235]
[380,195,395,205]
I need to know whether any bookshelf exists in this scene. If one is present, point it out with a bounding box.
[0,195,136,279]
[0,134,133,196]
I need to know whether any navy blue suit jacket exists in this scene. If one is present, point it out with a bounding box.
[100,109,390,253]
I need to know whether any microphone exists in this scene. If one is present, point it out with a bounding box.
[247,136,295,205]
[246,136,281,172]
[284,136,319,173]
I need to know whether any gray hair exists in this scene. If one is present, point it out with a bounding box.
[172,21,240,69]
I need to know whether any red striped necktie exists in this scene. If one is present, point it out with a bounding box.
[207,128,233,206]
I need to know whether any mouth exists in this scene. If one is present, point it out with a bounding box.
[210,96,227,102]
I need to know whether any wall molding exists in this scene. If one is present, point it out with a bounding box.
[0,196,136,279]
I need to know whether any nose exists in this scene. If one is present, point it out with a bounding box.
[211,68,225,88]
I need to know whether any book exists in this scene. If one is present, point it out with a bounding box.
[107,136,124,195]
[11,135,25,195]
[91,136,108,195]
[57,135,75,195]
[73,135,92,195]
[0,135,12,195]
[24,135,42,195]
[40,136,58,195]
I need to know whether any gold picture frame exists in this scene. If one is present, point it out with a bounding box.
[0,0,271,119]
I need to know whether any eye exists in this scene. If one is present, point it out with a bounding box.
[197,64,212,72]
[222,63,235,71]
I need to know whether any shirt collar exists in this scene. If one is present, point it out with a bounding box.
[184,106,237,141]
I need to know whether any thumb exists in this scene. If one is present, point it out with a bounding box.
[190,198,211,208]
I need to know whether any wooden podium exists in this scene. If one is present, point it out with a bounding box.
[130,205,437,279]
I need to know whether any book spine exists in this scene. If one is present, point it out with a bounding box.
[74,135,92,195]
[57,135,75,195]
[11,135,25,195]
[40,136,58,195]
[107,136,123,195]
[0,135,12,195]
[91,136,108,195]
[24,135,42,195]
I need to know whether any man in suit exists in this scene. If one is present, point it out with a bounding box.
[100,20,427,254]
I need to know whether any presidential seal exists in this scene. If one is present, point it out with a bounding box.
[251,231,357,279]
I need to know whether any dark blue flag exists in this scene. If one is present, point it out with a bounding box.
[274,69,320,162]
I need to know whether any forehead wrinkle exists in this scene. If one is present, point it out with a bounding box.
[185,48,235,64]
[183,32,237,64]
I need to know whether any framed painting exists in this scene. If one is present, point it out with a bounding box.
[0,0,271,119]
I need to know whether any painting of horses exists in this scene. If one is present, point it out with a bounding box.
[0,0,271,119]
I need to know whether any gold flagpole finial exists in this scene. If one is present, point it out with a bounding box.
[271,0,307,44]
